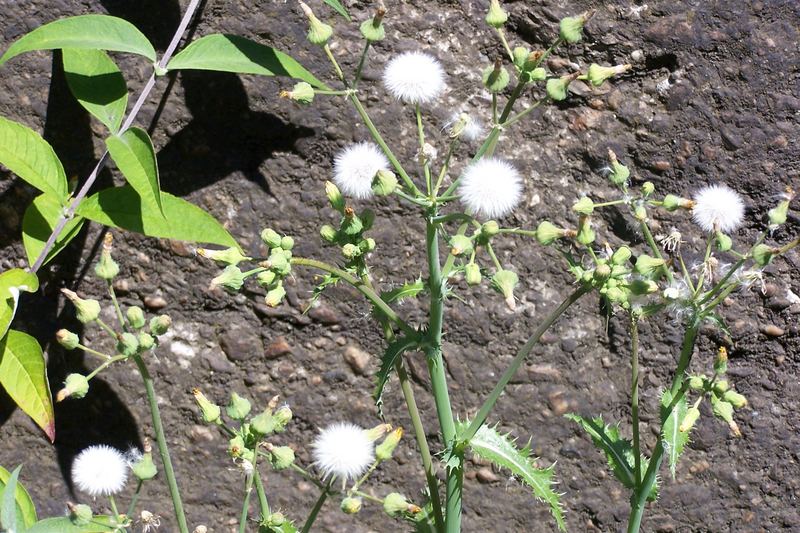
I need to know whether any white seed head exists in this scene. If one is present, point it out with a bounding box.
[312,422,375,480]
[333,142,390,199]
[383,51,446,104]
[71,445,128,497]
[445,112,483,142]
[458,157,523,219]
[691,184,745,233]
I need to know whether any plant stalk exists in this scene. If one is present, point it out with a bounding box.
[630,315,641,488]
[301,481,332,533]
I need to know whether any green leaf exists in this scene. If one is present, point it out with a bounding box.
[77,185,238,248]
[166,34,330,90]
[0,464,21,532]
[458,421,565,531]
[0,269,39,340]
[0,330,55,442]
[661,390,689,479]
[0,116,68,200]
[323,0,351,20]
[63,48,128,133]
[105,128,163,215]
[22,194,85,268]
[0,15,156,65]
[0,465,37,528]
[374,334,421,417]
[566,413,636,489]
[26,516,116,533]
[381,278,425,304]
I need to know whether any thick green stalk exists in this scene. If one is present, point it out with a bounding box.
[630,316,641,488]
[132,354,189,533]
[254,468,270,519]
[301,482,332,533]
[238,471,255,533]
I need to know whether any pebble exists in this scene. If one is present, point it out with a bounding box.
[112,279,130,295]
[202,349,235,373]
[308,304,340,325]
[219,323,263,361]
[762,324,784,337]
[189,425,215,442]
[343,345,371,375]
[476,467,498,484]
[264,336,292,359]
[548,391,569,415]
[144,295,167,310]
[561,338,578,353]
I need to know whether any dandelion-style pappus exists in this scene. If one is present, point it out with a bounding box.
[445,112,483,142]
[312,422,375,481]
[333,142,390,199]
[71,445,129,497]
[383,51,446,105]
[691,184,746,233]
[458,157,523,218]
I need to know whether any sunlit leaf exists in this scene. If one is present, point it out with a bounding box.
[323,0,351,20]
[26,515,116,533]
[0,269,39,340]
[0,15,156,65]
[0,116,68,200]
[63,48,128,133]
[0,465,37,528]
[106,128,163,215]
[0,464,21,532]
[22,194,85,268]
[661,390,690,479]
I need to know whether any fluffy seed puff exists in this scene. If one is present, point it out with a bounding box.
[383,51,446,105]
[71,445,129,497]
[312,422,375,481]
[333,142,390,199]
[458,157,523,219]
[691,184,745,233]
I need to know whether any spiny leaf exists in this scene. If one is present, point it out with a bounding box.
[661,390,689,479]
[458,421,565,531]
[0,116,68,200]
[0,15,156,65]
[323,0,351,20]
[22,194,85,268]
[0,464,37,528]
[166,34,330,89]
[374,334,421,418]
[381,278,425,304]
[566,413,636,489]
[304,273,340,312]
[62,48,128,133]
[0,331,55,441]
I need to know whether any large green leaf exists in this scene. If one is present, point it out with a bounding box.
[0,465,37,529]
[0,464,21,532]
[458,421,565,530]
[0,269,39,340]
[0,116,68,200]
[22,194,85,268]
[0,330,55,442]
[0,15,156,65]
[323,0,351,20]
[661,390,690,479]
[105,128,163,215]
[63,48,128,133]
[374,333,421,417]
[167,34,330,90]
[26,516,116,533]
[77,185,238,248]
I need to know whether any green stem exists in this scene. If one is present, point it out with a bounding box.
[352,490,384,504]
[86,355,128,380]
[503,97,548,127]
[639,220,674,283]
[485,243,503,270]
[254,467,271,519]
[323,44,345,82]
[495,28,514,62]
[462,285,589,441]
[131,354,189,533]
[238,471,255,533]
[108,494,121,524]
[76,343,113,361]
[126,480,144,519]
[416,104,433,196]
[433,139,458,196]
[108,281,127,332]
[301,481,332,533]
[353,41,371,86]
[630,315,641,489]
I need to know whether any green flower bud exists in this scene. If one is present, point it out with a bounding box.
[593,263,612,282]
[360,13,386,42]
[325,181,345,212]
[714,346,728,375]
[633,204,648,222]
[126,306,146,329]
[559,12,589,43]
[260,228,283,249]
[193,388,221,424]
[634,254,666,278]
[273,405,293,431]
[679,406,700,433]
[320,224,338,243]
[376,427,403,461]
[605,286,628,304]
[265,283,287,307]
[642,181,655,196]
[228,434,246,458]
[69,503,93,526]
[713,380,729,393]
[611,246,632,266]
[584,63,631,87]
[768,199,790,227]
[711,396,740,437]
[521,50,544,72]
[359,238,377,254]
[94,248,119,281]
[341,243,361,259]
[56,329,80,350]
[150,314,171,336]
[607,150,630,186]
[572,196,594,215]
[198,247,250,266]
[116,332,139,357]
[56,373,90,402]
[512,46,529,70]
[482,61,510,93]
[688,375,706,390]
[751,244,774,268]
[265,512,286,527]
[300,1,333,45]
[546,76,571,101]
[281,82,315,105]
[341,497,362,515]
[485,0,508,28]
[211,265,246,293]
[251,411,277,436]
[341,210,364,236]
[131,449,157,480]
[269,445,295,470]
[528,67,547,81]
[715,232,732,252]
[383,492,420,517]
[481,220,500,237]
[133,331,154,352]
[61,289,101,324]
[372,169,398,196]
[722,390,747,409]
[361,209,376,231]
[576,217,595,245]
[628,278,658,295]
[535,221,568,245]
[492,269,519,310]
[465,263,482,286]
[267,250,290,275]
[662,194,692,211]
[449,235,473,256]
[227,392,252,421]
[256,270,277,288]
